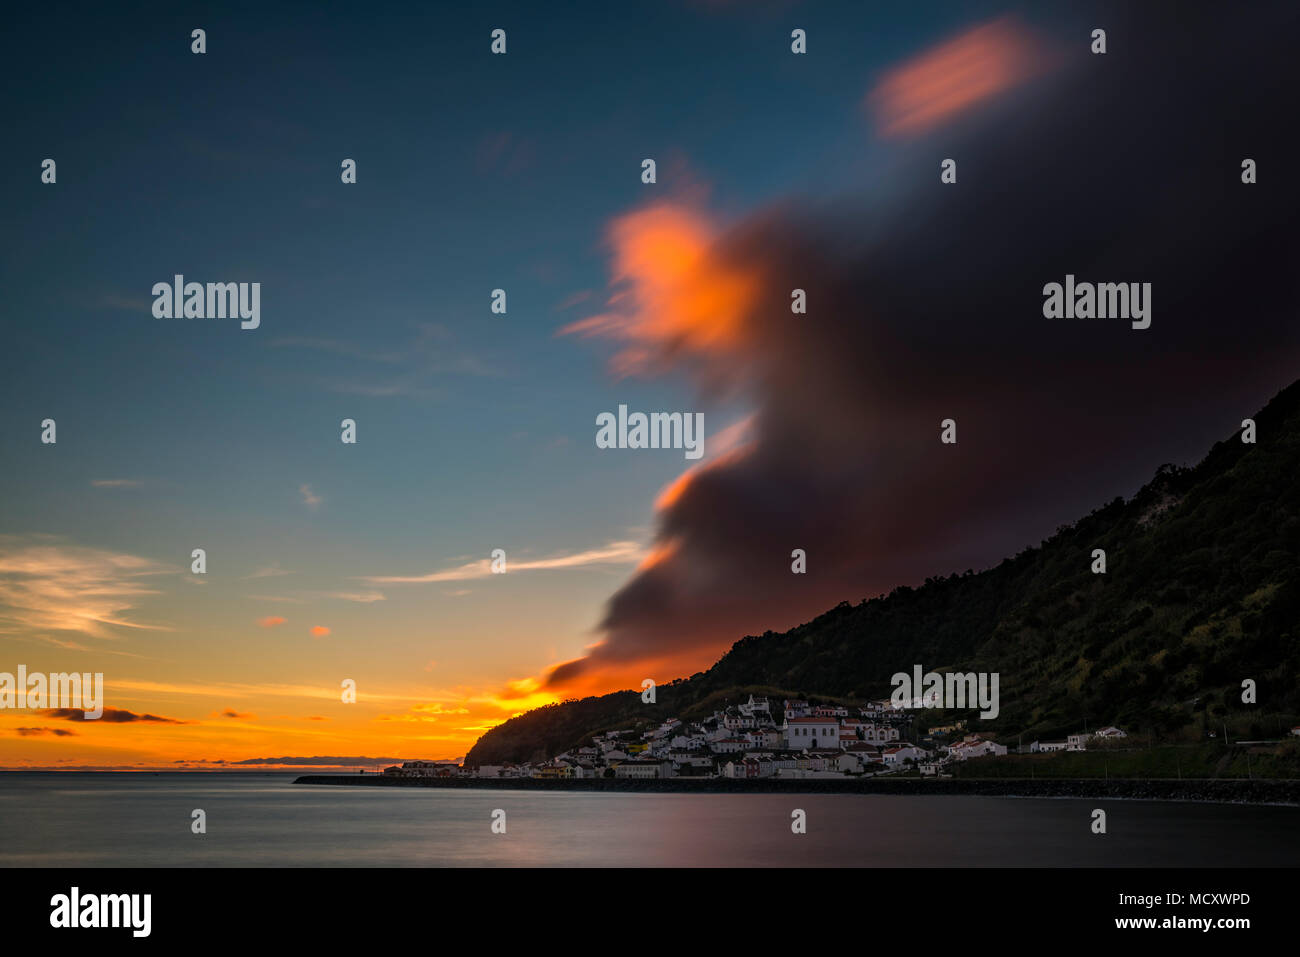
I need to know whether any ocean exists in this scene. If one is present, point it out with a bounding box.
[2,772,1297,867]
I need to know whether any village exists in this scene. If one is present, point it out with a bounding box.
[381,696,1132,781]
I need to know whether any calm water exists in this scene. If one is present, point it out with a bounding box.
[1,772,1297,867]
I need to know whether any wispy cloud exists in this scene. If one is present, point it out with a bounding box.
[33,635,154,659]
[90,479,143,489]
[362,540,644,584]
[867,17,1052,138]
[553,289,595,312]
[257,616,288,628]
[0,536,174,638]
[228,756,405,767]
[314,590,385,603]
[248,588,384,605]
[243,564,292,580]
[299,484,323,508]
[274,323,503,399]
[476,130,536,178]
[374,700,472,724]
[99,294,150,311]
[268,337,404,364]
[106,677,424,703]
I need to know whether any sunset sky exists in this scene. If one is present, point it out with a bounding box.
[3,0,1297,768]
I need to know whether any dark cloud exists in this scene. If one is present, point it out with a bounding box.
[229,756,405,766]
[14,727,77,737]
[41,707,191,724]
[551,1,1300,687]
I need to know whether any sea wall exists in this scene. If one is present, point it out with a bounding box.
[293,775,1300,805]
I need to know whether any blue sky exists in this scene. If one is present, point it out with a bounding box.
[8,0,1289,766]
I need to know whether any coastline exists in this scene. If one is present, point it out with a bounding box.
[293,774,1300,806]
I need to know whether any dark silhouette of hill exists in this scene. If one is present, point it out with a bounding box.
[466,382,1300,766]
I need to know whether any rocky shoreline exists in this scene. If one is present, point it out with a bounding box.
[293,774,1300,805]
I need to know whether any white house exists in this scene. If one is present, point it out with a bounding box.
[843,743,881,765]
[950,739,1007,760]
[783,699,812,719]
[713,737,750,754]
[783,716,840,749]
[401,760,460,777]
[669,749,713,769]
[1031,741,1069,753]
[612,759,665,779]
[860,724,900,746]
[881,743,927,766]
[812,704,849,718]
[723,710,758,730]
[835,752,863,773]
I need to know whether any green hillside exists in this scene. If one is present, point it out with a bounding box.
[465,382,1300,767]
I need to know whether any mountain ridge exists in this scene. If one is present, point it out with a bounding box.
[465,382,1300,766]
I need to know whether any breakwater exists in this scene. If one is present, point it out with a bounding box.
[293,775,1300,805]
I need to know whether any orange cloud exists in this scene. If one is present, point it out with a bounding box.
[310,625,330,637]
[536,650,717,700]
[559,203,761,377]
[258,616,287,628]
[868,17,1049,138]
[635,539,680,573]
[654,415,757,511]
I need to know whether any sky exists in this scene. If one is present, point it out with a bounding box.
[2,0,1297,768]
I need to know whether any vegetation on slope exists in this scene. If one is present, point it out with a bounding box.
[466,382,1300,767]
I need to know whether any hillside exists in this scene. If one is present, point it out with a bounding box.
[465,382,1300,766]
